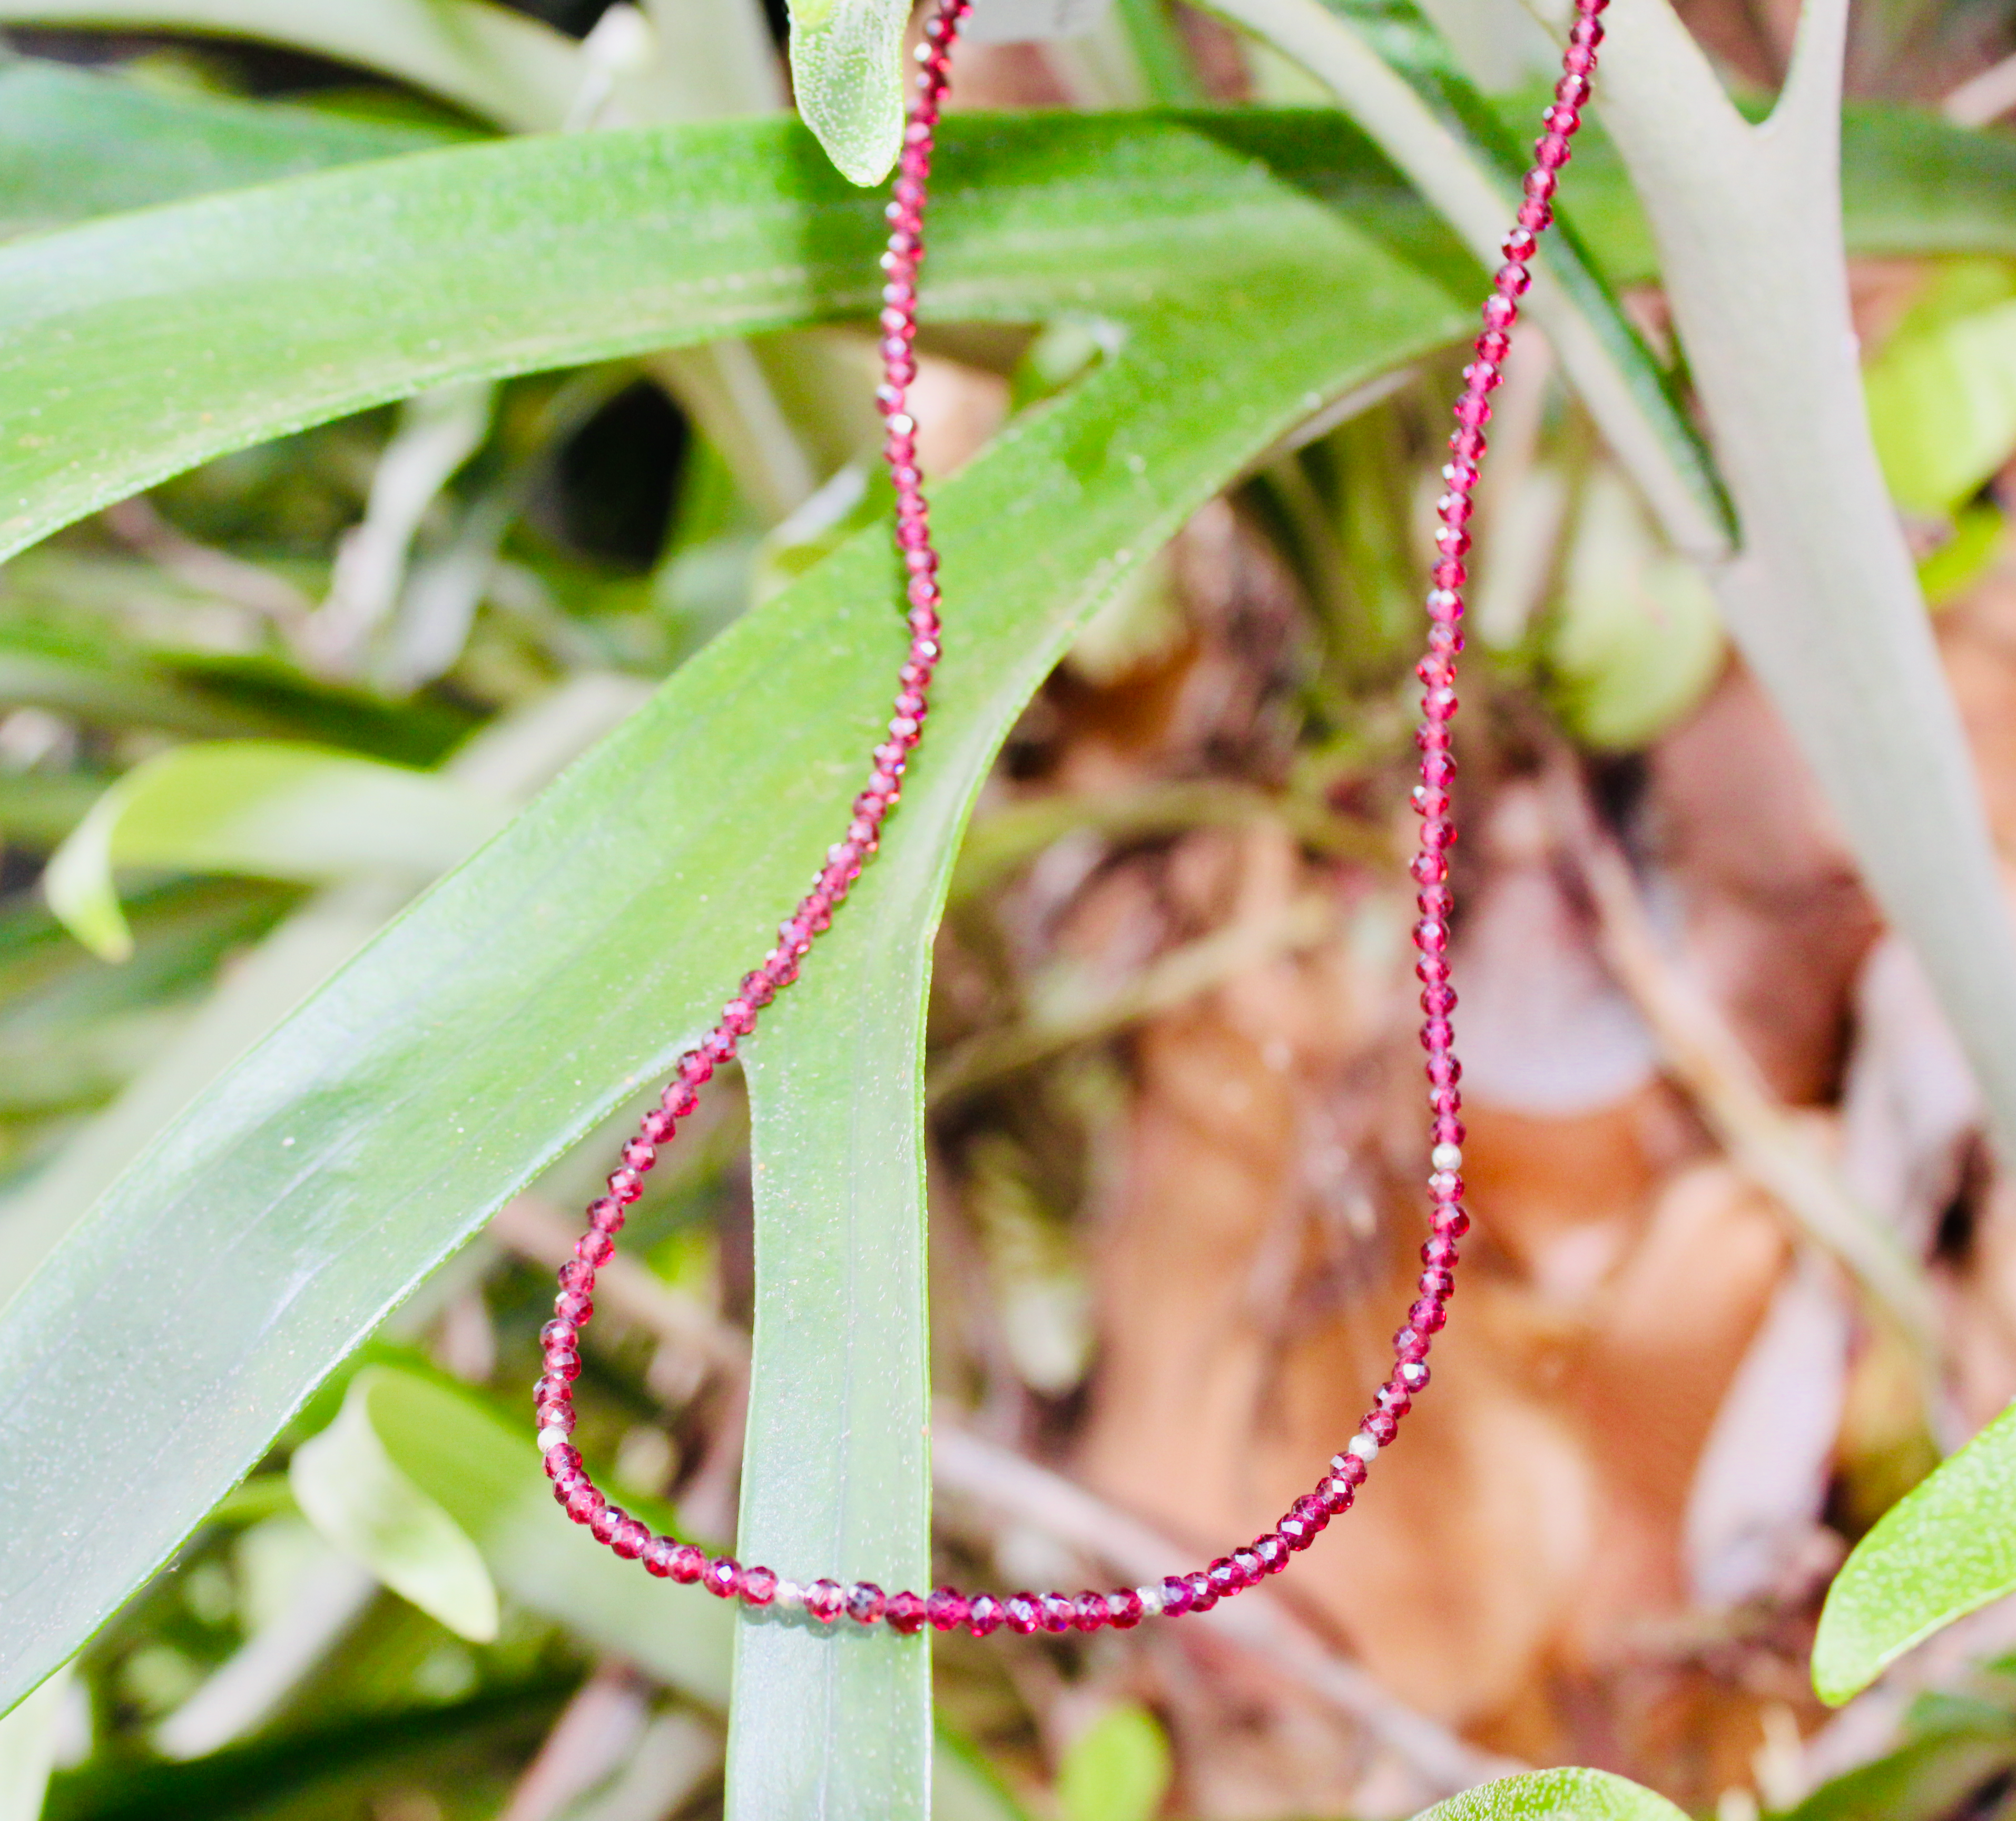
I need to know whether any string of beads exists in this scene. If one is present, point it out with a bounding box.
[532,0,1609,1636]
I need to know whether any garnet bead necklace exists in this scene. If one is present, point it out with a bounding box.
[534,0,1608,1636]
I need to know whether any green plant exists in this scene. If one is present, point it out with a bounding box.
[0,2,2012,1818]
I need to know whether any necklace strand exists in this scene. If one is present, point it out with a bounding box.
[532,0,1607,1636]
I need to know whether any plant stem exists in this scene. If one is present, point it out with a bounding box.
[1597,0,2016,1168]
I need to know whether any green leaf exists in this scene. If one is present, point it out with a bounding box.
[1863,259,2016,518]
[0,58,470,243]
[290,1370,500,1643]
[0,0,583,131]
[787,0,909,185]
[0,1663,68,1821]
[321,1365,735,1702]
[43,743,505,961]
[1814,1401,2016,1706]
[1547,468,1725,750]
[1202,0,1733,556]
[1410,1768,1689,1821]
[0,110,1474,568]
[1779,1725,2016,1821]
[1056,1703,1172,1821]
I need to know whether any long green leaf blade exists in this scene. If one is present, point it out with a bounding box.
[0,58,469,243]
[0,0,582,130]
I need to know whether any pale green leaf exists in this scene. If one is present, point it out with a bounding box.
[1057,1702,1173,1821]
[787,0,908,185]
[1813,1401,2016,1706]
[1863,260,2016,518]
[1411,1768,1689,1821]
[43,743,506,961]
[0,0,581,131]
[0,1664,67,1821]
[290,1370,500,1642]
[1547,468,1725,750]
[342,1365,734,1702]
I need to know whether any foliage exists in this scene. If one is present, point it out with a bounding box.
[0,4,2011,1820]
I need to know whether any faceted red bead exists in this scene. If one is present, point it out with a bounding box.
[558,1259,595,1295]
[1254,1534,1290,1574]
[670,1543,707,1584]
[1072,1591,1111,1632]
[847,1582,888,1624]
[565,1483,605,1525]
[544,1346,582,1383]
[621,1138,655,1172]
[886,1589,929,1633]
[589,1502,626,1544]
[540,1318,578,1349]
[1332,1452,1369,1488]
[612,1516,650,1560]
[926,1587,970,1630]
[1363,1410,1400,1447]
[1231,1546,1264,1584]
[576,1229,615,1267]
[1319,1477,1356,1517]
[742,1565,779,1605]
[966,1593,1005,1636]
[1420,1267,1456,1300]
[806,1579,845,1623]
[1280,1513,1317,1551]
[721,1000,758,1038]
[641,1534,678,1578]
[555,1288,593,1325]
[677,1052,713,1088]
[640,1109,676,1144]
[1397,1359,1431,1394]
[1422,1234,1461,1271]
[1039,1592,1075,1634]
[1004,1592,1041,1635]
[1183,1571,1218,1612]
[703,1557,743,1599]
[1410,1296,1448,1333]
[544,1443,582,1480]
[587,1197,624,1232]
[1108,1588,1145,1629]
[1159,1575,1195,1617]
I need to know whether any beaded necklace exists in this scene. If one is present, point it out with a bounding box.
[533,0,1607,1638]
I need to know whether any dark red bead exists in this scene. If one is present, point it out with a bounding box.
[1397,1359,1431,1394]
[670,1543,706,1584]
[1072,1591,1111,1632]
[1039,1592,1075,1634]
[806,1579,845,1623]
[927,1587,970,1630]
[1108,1588,1145,1629]
[1363,1410,1400,1446]
[543,1443,582,1480]
[704,1557,743,1600]
[589,1502,626,1544]
[1254,1534,1289,1574]
[1183,1571,1218,1612]
[966,1593,1005,1637]
[1159,1576,1195,1617]
[1004,1592,1041,1634]
[847,1582,888,1624]
[886,1589,929,1633]
[741,1565,779,1605]
[611,1516,650,1560]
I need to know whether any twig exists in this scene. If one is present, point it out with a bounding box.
[1540,764,1944,1377]
[100,496,313,631]
[950,780,1386,905]
[488,1195,749,1375]
[931,1423,1520,1796]
[929,893,1336,1103]
[498,1661,652,1821]
[1944,53,2016,127]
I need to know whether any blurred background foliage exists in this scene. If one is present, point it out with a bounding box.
[6,0,2016,1818]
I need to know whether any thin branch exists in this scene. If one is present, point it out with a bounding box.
[1944,53,2016,126]
[931,1423,1521,1796]
[1540,763,1943,1378]
[489,1194,749,1375]
[928,894,1335,1103]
